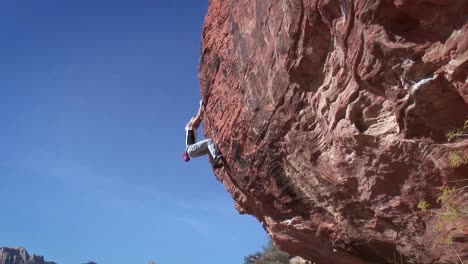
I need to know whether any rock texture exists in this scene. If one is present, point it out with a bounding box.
[0,247,56,264]
[199,0,468,263]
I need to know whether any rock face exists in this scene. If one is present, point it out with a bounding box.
[199,0,468,263]
[0,247,56,264]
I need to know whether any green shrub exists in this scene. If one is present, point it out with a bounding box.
[244,239,291,264]
[417,200,430,212]
[418,186,467,247]
[448,151,468,167]
[446,120,468,142]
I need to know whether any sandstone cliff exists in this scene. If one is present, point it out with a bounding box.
[198,0,468,263]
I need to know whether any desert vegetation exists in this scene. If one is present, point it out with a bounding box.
[244,239,291,264]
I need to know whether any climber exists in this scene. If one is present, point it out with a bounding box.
[182,100,223,168]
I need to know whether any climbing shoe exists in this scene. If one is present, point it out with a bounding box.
[211,155,224,169]
[213,155,223,164]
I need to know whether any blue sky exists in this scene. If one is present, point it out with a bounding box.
[0,1,268,263]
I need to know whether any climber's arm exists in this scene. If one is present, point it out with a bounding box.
[186,101,204,130]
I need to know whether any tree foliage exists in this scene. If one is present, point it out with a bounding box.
[244,239,291,264]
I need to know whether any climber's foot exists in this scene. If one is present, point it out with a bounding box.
[213,155,223,164]
[211,155,224,169]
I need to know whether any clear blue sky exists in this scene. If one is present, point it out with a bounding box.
[0,1,268,263]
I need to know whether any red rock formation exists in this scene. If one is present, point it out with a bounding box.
[199,0,468,263]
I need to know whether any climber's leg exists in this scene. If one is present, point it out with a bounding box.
[186,139,211,158]
[206,139,223,168]
[206,139,222,160]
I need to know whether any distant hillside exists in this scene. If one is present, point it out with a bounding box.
[0,247,57,264]
[0,247,98,264]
